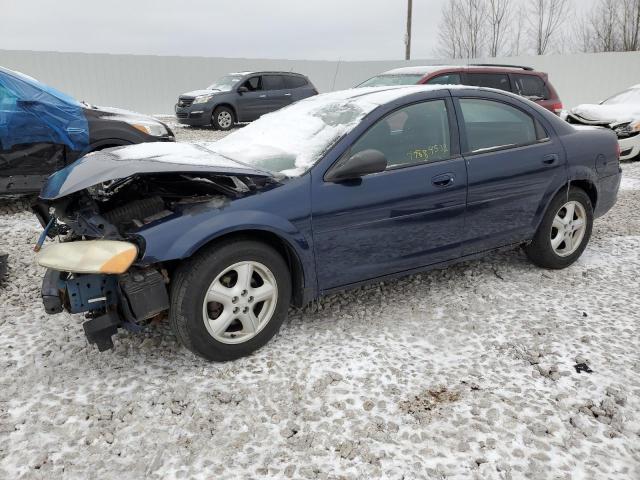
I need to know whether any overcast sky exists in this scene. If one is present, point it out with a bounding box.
[3,0,452,60]
[3,0,597,61]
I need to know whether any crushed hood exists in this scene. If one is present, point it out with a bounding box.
[40,142,272,200]
[570,103,640,124]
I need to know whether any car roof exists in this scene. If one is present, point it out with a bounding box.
[233,71,307,77]
[382,65,539,76]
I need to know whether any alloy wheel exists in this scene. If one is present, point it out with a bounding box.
[217,111,232,129]
[550,200,587,257]
[202,261,278,344]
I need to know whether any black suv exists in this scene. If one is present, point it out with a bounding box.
[0,67,174,195]
[175,71,318,130]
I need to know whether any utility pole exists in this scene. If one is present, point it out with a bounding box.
[405,0,413,60]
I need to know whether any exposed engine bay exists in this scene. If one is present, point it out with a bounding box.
[34,171,275,242]
[34,170,278,351]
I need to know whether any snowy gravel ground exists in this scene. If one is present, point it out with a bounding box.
[1,124,639,479]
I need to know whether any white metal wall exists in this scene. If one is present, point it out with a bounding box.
[1,49,638,114]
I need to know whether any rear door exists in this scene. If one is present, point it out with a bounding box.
[283,75,315,101]
[262,75,293,112]
[452,91,567,255]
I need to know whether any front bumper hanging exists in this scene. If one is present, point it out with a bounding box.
[41,267,170,352]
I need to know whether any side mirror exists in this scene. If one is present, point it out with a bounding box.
[325,149,387,182]
[237,86,248,94]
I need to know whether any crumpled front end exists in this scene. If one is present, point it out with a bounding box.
[33,146,276,351]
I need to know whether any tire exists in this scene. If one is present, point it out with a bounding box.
[524,187,593,269]
[170,239,291,361]
[211,106,235,131]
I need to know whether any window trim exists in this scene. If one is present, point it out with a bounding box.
[455,96,550,156]
[323,97,458,181]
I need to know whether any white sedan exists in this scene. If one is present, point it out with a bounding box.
[566,84,640,161]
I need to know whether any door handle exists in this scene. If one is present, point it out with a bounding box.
[432,173,455,188]
[542,154,559,165]
[259,94,267,98]
[284,93,292,96]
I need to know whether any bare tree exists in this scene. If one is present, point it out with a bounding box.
[574,0,640,52]
[436,0,465,58]
[621,0,640,51]
[436,0,488,58]
[528,0,571,55]
[486,0,512,56]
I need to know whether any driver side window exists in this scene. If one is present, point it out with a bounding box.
[350,100,451,169]
[242,76,262,92]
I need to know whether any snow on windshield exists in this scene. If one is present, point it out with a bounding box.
[110,142,245,169]
[207,75,245,92]
[206,86,431,177]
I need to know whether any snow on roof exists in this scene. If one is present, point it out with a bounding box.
[383,65,457,76]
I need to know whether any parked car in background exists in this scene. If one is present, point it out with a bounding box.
[566,84,640,161]
[34,85,620,361]
[357,64,563,115]
[175,71,318,130]
[0,67,174,195]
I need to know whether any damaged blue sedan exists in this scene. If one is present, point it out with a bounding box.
[34,86,621,361]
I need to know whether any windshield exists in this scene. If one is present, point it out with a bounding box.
[207,74,245,91]
[603,88,640,105]
[357,74,424,88]
[207,88,415,176]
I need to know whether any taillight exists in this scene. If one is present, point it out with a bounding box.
[615,142,621,160]
[551,102,563,115]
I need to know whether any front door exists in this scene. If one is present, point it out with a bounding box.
[311,98,467,290]
[0,82,66,193]
[236,76,270,122]
[454,95,567,254]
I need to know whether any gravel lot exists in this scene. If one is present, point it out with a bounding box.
[1,123,639,479]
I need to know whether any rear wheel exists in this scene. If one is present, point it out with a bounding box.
[212,106,235,131]
[170,239,291,361]
[524,187,593,269]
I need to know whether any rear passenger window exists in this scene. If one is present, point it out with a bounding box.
[426,73,461,85]
[512,74,548,100]
[350,100,451,169]
[263,75,286,90]
[284,76,307,88]
[466,73,511,92]
[459,98,539,153]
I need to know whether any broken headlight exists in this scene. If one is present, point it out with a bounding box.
[614,121,640,138]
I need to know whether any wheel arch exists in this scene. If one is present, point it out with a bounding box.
[186,228,309,308]
[212,103,237,121]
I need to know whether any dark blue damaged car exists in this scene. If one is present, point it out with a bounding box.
[34,86,621,361]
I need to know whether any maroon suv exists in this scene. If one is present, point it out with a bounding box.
[357,64,563,115]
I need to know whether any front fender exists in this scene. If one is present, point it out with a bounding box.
[134,207,314,286]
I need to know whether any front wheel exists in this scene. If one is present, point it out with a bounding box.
[211,106,235,131]
[524,187,593,269]
[170,239,291,361]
